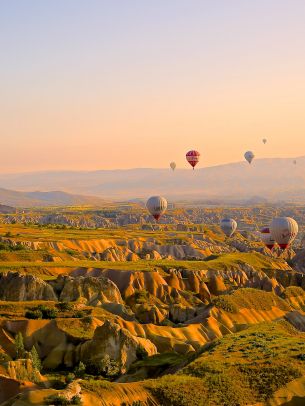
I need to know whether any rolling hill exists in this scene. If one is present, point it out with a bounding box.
[0,156,304,202]
[0,188,106,207]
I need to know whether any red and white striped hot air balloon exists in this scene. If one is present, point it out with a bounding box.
[270,217,298,249]
[186,150,200,170]
[260,227,275,250]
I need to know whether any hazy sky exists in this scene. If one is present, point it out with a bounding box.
[1,0,305,172]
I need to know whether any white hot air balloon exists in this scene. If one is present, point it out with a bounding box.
[146,196,168,221]
[220,218,237,237]
[244,151,255,164]
[270,217,298,249]
[260,227,275,250]
[262,138,267,144]
[170,162,176,171]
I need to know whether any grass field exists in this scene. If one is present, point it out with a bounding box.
[145,321,305,405]
[0,251,290,282]
[0,222,223,242]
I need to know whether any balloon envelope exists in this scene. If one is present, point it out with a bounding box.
[270,217,298,249]
[244,151,255,164]
[260,227,275,249]
[146,196,168,221]
[170,162,176,171]
[220,218,237,237]
[186,150,200,169]
[262,138,267,144]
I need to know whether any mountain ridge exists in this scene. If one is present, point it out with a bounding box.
[0,156,304,202]
[0,188,107,207]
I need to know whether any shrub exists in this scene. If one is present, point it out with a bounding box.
[74,311,86,319]
[74,361,86,378]
[0,241,26,251]
[25,309,42,319]
[57,302,74,312]
[0,352,11,363]
[65,248,77,256]
[85,355,120,378]
[136,346,148,360]
[134,289,149,304]
[70,396,82,405]
[65,372,75,384]
[45,394,82,405]
[45,395,70,405]
[37,305,58,319]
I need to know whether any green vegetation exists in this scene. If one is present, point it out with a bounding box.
[133,289,149,304]
[80,378,113,395]
[203,251,287,272]
[30,346,42,371]
[46,395,82,405]
[25,305,58,319]
[179,321,305,403]
[14,332,25,359]
[147,375,208,406]
[0,212,304,404]
[212,288,291,313]
[56,302,74,312]
[282,286,305,298]
[85,354,120,378]
[0,241,26,251]
[74,361,86,378]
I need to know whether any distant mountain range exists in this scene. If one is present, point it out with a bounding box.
[0,157,304,205]
[0,189,106,208]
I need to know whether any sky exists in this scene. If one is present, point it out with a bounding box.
[1,0,305,173]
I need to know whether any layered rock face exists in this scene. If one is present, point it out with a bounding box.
[0,272,123,306]
[79,321,157,374]
[55,275,123,305]
[0,272,57,301]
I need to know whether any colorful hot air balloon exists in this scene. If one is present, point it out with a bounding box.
[186,150,200,170]
[270,217,298,249]
[220,218,237,237]
[244,151,255,164]
[262,138,267,144]
[146,196,168,221]
[260,227,275,250]
[170,162,176,171]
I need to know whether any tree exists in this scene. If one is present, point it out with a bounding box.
[85,355,120,377]
[14,332,25,359]
[74,361,86,378]
[30,346,41,371]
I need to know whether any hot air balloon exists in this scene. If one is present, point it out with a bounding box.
[146,196,168,221]
[293,160,297,165]
[270,217,298,249]
[220,218,237,237]
[260,227,275,250]
[262,138,267,144]
[170,162,176,171]
[244,151,255,164]
[186,150,200,170]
